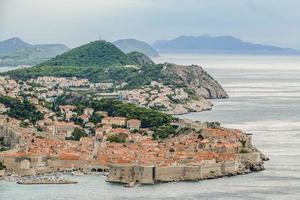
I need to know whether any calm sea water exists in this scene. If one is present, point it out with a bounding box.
[1,54,300,200]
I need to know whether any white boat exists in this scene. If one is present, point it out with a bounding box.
[71,171,83,176]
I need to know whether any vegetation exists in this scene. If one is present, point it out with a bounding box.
[4,63,164,89]
[2,41,203,95]
[2,41,165,89]
[206,122,221,129]
[126,51,154,66]
[90,99,173,129]
[124,64,163,89]
[152,125,177,140]
[36,40,135,68]
[0,161,5,170]
[0,96,43,124]
[89,113,102,124]
[54,96,173,130]
[184,88,199,100]
[66,128,87,141]
[0,146,9,152]
[240,148,250,154]
[106,134,126,143]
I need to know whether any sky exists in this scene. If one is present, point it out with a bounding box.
[1,0,300,49]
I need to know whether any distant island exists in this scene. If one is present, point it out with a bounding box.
[113,39,159,58]
[152,35,300,54]
[0,37,69,66]
[3,40,227,115]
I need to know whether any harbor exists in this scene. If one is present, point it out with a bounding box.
[17,178,77,185]
[4,173,78,185]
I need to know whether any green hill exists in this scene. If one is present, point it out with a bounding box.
[3,40,144,83]
[37,40,136,67]
[113,39,159,58]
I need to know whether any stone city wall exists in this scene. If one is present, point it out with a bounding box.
[107,160,242,184]
[239,152,261,163]
[48,159,90,171]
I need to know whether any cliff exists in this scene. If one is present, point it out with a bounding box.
[161,63,228,99]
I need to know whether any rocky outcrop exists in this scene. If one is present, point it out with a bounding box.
[121,85,214,115]
[121,62,228,115]
[0,124,21,148]
[165,98,213,115]
[161,63,228,99]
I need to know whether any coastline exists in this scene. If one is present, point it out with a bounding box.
[0,160,265,187]
[0,55,299,199]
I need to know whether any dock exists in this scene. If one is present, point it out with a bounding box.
[17,179,78,184]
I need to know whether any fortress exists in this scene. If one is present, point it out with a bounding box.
[107,152,262,185]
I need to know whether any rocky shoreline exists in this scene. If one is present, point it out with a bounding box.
[120,62,228,115]
[165,98,213,115]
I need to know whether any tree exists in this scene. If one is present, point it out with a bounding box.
[0,161,6,170]
[107,134,125,143]
[0,96,43,124]
[152,125,176,140]
[90,99,173,129]
[89,113,102,124]
[66,128,87,141]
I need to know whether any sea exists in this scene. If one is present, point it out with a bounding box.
[1,54,300,200]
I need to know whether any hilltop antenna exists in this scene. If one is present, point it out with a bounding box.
[99,34,102,40]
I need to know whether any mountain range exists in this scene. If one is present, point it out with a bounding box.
[152,35,300,54]
[0,37,69,66]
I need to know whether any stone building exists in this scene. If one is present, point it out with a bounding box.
[178,119,207,132]
[102,117,126,127]
[127,119,141,131]
[107,159,240,185]
[83,108,94,116]
[0,152,50,176]
[95,111,108,117]
[53,121,76,137]
[107,163,155,184]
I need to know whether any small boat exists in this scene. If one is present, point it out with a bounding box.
[124,181,136,188]
[71,171,83,176]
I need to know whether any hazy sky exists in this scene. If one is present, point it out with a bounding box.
[1,0,300,49]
